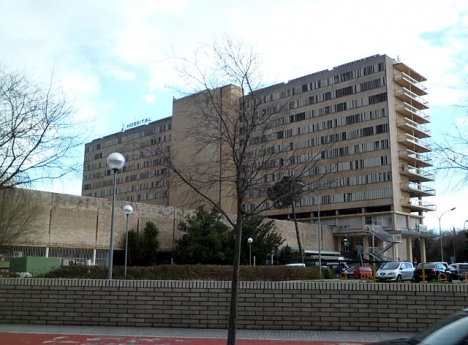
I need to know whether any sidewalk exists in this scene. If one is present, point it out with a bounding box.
[0,323,414,345]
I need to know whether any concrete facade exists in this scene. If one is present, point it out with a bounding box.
[2,189,327,265]
[1,278,466,332]
[81,54,433,263]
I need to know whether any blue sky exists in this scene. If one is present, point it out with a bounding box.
[1,0,467,231]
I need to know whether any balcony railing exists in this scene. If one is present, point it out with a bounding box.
[396,118,430,138]
[395,86,429,110]
[398,133,431,152]
[406,199,437,212]
[394,71,427,94]
[399,149,433,167]
[396,102,429,123]
[401,165,434,182]
[401,182,436,196]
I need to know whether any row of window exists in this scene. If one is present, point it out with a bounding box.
[247,103,388,147]
[244,186,391,213]
[85,187,169,201]
[84,144,171,174]
[320,140,389,159]
[254,77,386,119]
[86,122,172,153]
[249,60,386,106]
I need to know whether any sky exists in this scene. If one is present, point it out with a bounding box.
[1,0,467,232]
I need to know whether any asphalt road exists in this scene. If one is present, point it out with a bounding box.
[0,324,413,345]
[0,332,371,345]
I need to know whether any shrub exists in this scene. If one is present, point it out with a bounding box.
[38,265,321,281]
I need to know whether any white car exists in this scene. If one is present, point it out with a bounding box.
[285,263,306,267]
[376,261,414,282]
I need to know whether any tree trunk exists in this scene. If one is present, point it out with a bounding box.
[291,202,303,263]
[227,206,243,345]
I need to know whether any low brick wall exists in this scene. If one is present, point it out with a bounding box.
[1,279,467,332]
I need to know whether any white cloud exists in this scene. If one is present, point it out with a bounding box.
[142,95,156,104]
[1,0,468,206]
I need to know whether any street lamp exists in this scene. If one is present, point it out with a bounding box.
[107,152,125,280]
[438,207,456,262]
[309,177,340,279]
[247,238,253,266]
[123,204,133,279]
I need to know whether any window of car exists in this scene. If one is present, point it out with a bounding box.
[381,262,400,270]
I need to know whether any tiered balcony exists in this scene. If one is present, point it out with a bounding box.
[398,133,431,152]
[396,102,429,124]
[396,118,430,138]
[400,165,434,183]
[401,182,435,197]
[399,149,433,168]
[393,65,427,96]
[405,199,437,212]
[395,86,428,110]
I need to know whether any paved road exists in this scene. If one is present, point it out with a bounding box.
[0,324,413,345]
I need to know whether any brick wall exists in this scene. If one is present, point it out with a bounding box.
[1,278,467,332]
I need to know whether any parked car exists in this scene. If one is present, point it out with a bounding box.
[370,308,468,344]
[413,262,453,282]
[339,265,359,279]
[448,264,461,281]
[450,263,468,281]
[376,261,414,282]
[328,263,349,277]
[353,266,373,279]
[285,263,306,267]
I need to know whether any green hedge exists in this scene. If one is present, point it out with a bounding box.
[36,265,321,281]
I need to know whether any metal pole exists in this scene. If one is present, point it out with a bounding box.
[124,213,129,279]
[108,169,117,280]
[453,228,456,263]
[317,188,322,279]
[439,216,443,262]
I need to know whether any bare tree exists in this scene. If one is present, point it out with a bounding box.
[157,37,333,345]
[0,188,42,252]
[431,125,468,188]
[0,65,85,189]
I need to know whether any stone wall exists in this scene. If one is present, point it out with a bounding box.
[9,190,327,255]
[1,278,467,332]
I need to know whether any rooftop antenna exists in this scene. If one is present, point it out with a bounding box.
[396,55,401,63]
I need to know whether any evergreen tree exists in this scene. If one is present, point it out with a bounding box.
[127,221,160,266]
[174,206,234,265]
[241,215,284,265]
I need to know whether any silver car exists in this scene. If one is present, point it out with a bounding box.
[376,261,414,282]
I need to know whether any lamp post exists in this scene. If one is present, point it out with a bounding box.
[107,152,125,280]
[309,177,340,279]
[123,204,133,279]
[452,227,456,264]
[438,207,456,262]
[247,238,253,266]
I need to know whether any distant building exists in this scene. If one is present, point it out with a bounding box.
[82,54,434,263]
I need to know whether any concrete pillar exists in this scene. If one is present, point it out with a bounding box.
[362,236,370,260]
[406,237,413,262]
[419,238,427,263]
